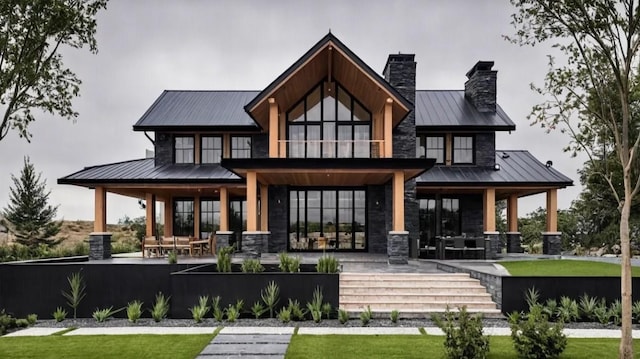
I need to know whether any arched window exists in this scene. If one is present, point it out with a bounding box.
[286,83,371,158]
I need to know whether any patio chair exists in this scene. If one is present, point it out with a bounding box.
[160,236,176,255]
[174,236,191,255]
[142,236,161,258]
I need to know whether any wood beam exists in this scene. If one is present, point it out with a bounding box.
[145,193,155,237]
[223,134,230,159]
[247,171,258,231]
[94,186,107,232]
[445,133,452,166]
[163,199,173,237]
[507,194,518,232]
[546,188,558,232]
[220,187,229,231]
[194,134,201,164]
[268,98,279,158]
[194,196,200,238]
[260,184,269,231]
[483,188,496,232]
[384,98,393,158]
[279,112,286,158]
[393,170,405,231]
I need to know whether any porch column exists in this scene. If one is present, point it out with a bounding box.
[220,187,229,231]
[543,188,561,255]
[269,98,279,158]
[247,172,258,231]
[384,98,393,158]
[260,184,269,231]
[163,199,173,237]
[506,194,523,253]
[393,171,405,231]
[388,170,409,264]
[194,196,200,238]
[145,193,156,237]
[483,188,499,259]
[94,186,107,232]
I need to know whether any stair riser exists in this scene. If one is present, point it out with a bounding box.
[340,303,499,311]
[340,295,492,302]
[340,281,481,287]
[340,287,487,294]
[340,275,472,281]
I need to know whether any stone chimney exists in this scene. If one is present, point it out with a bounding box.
[383,53,416,159]
[464,61,496,113]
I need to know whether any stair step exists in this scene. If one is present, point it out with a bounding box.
[340,273,471,281]
[339,294,492,302]
[340,282,484,290]
[340,302,499,310]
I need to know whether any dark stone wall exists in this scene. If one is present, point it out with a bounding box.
[268,185,288,252]
[464,64,497,113]
[543,233,562,255]
[88,234,111,260]
[155,132,173,166]
[367,185,387,253]
[253,134,268,159]
[475,132,495,167]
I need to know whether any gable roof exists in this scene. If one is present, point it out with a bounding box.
[416,150,573,187]
[415,90,515,131]
[133,91,260,131]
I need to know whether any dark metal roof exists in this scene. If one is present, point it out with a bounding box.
[58,158,242,185]
[244,32,413,115]
[133,91,260,131]
[416,150,573,186]
[415,90,516,131]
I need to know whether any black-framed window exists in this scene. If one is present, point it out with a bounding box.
[231,136,251,158]
[229,199,247,250]
[200,199,220,239]
[201,136,222,164]
[453,135,474,164]
[286,82,371,159]
[418,197,461,238]
[416,135,445,164]
[174,136,194,164]
[173,198,194,236]
[441,198,461,237]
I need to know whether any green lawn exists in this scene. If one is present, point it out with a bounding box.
[0,334,214,359]
[286,335,640,359]
[498,259,640,276]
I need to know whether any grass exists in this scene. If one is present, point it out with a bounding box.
[498,259,640,277]
[285,335,640,358]
[0,334,214,359]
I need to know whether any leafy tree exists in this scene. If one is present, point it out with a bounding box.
[1,156,62,248]
[518,207,579,250]
[0,0,108,142]
[507,1,640,356]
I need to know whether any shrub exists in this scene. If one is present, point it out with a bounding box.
[278,252,301,272]
[390,309,400,323]
[433,306,489,359]
[632,300,640,323]
[306,286,324,323]
[338,308,349,324]
[609,299,622,326]
[556,296,579,323]
[316,255,340,273]
[322,302,332,320]
[288,299,307,321]
[509,305,567,359]
[167,250,177,264]
[92,306,122,323]
[0,310,17,335]
[126,300,143,323]
[360,305,373,327]
[150,292,170,322]
[216,246,233,272]
[225,304,240,322]
[26,313,37,325]
[62,271,86,319]
[594,298,610,325]
[542,299,558,321]
[189,296,210,323]
[578,293,598,321]
[525,287,540,309]
[52,307,67,322]
[241,258,264,273]
[261,281,280,319]
[251,301,266,319]
[277,306,291,323]
[15,318,29,328]
[212,296,224,322]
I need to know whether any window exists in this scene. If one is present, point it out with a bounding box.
[200,199,220,239]
[286,82,371,159]
[231,136,251,158]
[201,136,222,164]
[418,197,461,239]
[453,135,474,164]
[174,136,194,164]
[173,199,194,236]
[441,198,461,237]
[416,135,444,164]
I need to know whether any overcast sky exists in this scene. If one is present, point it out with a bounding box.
[0,0,583,224]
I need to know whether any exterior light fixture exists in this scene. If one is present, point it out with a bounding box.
[493,164,501,171]
[546,160,553,168]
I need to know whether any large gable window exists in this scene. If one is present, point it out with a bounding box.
[174,136,194,164]
[453,135,474,164]
[416,135,444,164]
[201,136,222,164]
[287,83,371,159]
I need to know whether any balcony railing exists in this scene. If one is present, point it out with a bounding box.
[278,140,384,159]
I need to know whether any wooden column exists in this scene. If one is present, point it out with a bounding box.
[145,193,156,237]
[220,187,229,231]
[223,134,230,159]
[194,196,200,238]
[279,113,286,158]
[268,98,279,158]
[483,188,496,232]
[445,133,452,166]
[546,188,558,232]
[260,184,269,231]
[392,170,405,231]
[163,199,173,237]
[194,134,201,164]
[247,171,258,231]
[384,98,393,158]
[507,194,518,232]
[94,186,107,232]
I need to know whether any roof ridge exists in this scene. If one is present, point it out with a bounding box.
[162,90,260,93]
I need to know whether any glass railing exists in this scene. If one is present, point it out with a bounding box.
[279,140,383,159]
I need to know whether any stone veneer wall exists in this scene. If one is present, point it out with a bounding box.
[464,65,497,113]
[268,185,288,253]
[252,134,268,159]
[475,132,495,168]
[367,185,388,253]
[154,132,173,166]
[436,262,503,309]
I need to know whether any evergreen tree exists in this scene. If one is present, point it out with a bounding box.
[1,157,62,248]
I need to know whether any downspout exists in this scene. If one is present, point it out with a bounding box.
[144,131,155,145]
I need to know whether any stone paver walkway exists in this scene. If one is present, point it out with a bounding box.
[197,327,295,359]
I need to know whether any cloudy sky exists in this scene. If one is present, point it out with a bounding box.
[0,0,582,224]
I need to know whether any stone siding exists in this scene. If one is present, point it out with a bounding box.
[475,132,495,168]
[367,185,387,254]
[154,132,173,166]
[252,134,268,159]
[464,64,497,113]
[268,185,288,253]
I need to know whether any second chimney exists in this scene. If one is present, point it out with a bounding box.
[464,61,496,113]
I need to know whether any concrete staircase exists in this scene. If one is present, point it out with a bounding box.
[339,272,500,318]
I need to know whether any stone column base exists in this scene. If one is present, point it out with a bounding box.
[89,232,112,260]
[506,232,524,253]
[387,231,409,265]
[542,232,562,255]
[484,231,500,260]
[261,231,271,254]
[242,231,268,258]
[215,231,234,254]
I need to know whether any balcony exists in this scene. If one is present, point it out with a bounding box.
[278,140,384,159]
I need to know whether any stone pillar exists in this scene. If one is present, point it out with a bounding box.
[484,231,500,260]
[89,232,112,260]
[242,231,263,258]
[260,231,271,254]
[388,231,409,264]
[215,231,233,254]
[506,232,524,253]
[542,232,562,255]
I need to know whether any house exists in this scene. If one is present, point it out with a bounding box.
[58,33,572,262]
